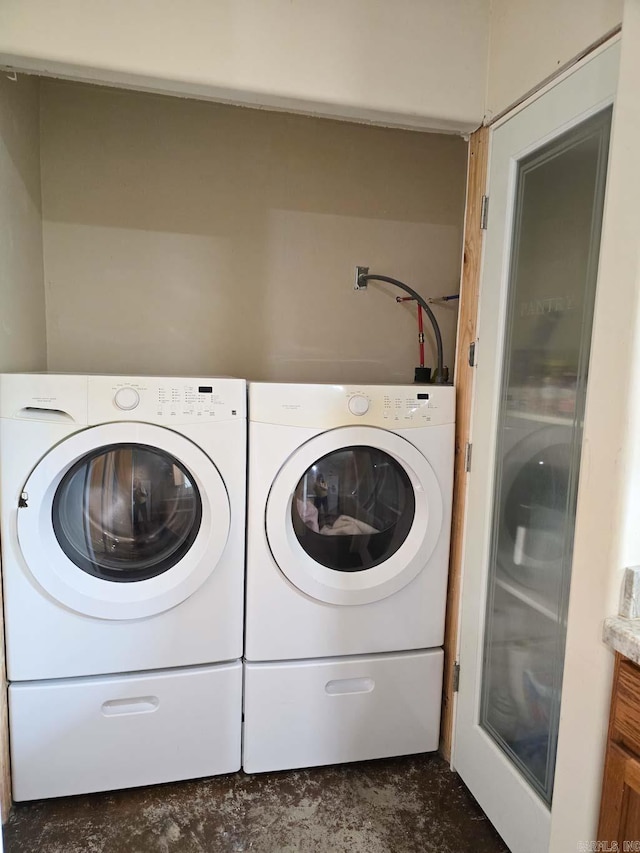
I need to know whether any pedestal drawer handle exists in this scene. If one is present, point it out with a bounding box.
[325,677,375,695]
[101,696,160,716]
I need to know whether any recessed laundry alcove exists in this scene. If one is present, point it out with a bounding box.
[5,73,469,383]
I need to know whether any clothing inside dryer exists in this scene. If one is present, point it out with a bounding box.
[291,445,415,572]
[52,443,202,581]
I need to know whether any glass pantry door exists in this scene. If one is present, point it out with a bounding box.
[454,42,619,853]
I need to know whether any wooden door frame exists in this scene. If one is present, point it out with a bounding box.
[440,125,488,761]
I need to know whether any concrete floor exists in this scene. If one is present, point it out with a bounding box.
[4,754,509,853]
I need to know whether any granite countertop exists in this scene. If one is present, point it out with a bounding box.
[603,567,640,665]
[603,615,640,667]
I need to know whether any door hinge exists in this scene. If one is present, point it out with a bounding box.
[480,194,489,230]
[468,340,477,367]
[464,442,472,472]
[18,491,28,508]
[453,662,461,693]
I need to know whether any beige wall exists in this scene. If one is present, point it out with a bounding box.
[0,2,626,136]
[0,0,489,133]
[0,69,46,824]
[0,73,46,371]
[41,81,467,382]
[549,3,640,848]
[486,0,622,119]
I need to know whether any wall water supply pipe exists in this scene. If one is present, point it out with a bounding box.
[396,296,425,368]
[355,269,446,384]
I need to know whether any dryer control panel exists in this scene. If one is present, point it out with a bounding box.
[250,383,455,428]
[88,376,246,425]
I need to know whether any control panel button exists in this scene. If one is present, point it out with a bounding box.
[114,387,140,411]
[348,395,370,416]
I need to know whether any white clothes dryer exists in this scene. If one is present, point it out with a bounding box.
[243,382,454,772]
[0,373,246,799]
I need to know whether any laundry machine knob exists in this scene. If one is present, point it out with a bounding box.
[114,387,140,411]
[348,395,369,416]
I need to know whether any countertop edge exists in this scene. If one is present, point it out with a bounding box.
[603,615,640,666]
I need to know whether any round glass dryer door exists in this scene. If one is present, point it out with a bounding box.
[18,422,230,620]
[291,446,415,572]
[266,426,443,605]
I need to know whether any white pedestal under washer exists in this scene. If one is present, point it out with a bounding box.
[243,382,454,772]
[0,373,246,798]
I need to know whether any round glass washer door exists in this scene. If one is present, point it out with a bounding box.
[17,422,230,620]
[266,426,443,605]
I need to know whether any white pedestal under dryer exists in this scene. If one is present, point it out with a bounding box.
[243,382,455,772]
[0,374,246,800]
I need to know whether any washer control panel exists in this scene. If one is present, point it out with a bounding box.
[88,376,246,424]
[250,383,455,428]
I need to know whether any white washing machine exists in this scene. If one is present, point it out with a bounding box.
[0,373,246,799]
[243,382,455,772]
